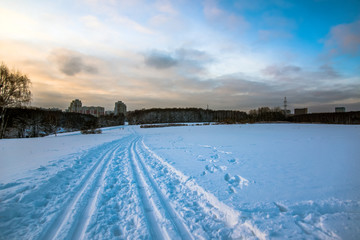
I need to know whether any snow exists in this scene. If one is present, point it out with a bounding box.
[0,126,125,183]
[0,124,359,239]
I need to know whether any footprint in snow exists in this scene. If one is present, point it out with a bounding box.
[227,158,238,164]
[205,164,218,173]
[202,164,227,176]
[224,173,250,193]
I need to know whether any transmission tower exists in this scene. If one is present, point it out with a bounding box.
[283,97,288,117]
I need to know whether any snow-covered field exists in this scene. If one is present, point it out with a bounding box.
[0,124,359,239]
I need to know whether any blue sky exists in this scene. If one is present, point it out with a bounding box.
[1,0,359,112]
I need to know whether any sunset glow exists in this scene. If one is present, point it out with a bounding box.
[1,0,359,112]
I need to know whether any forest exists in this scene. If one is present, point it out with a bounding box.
[2,106,359,138]
[127,107,360,125]
[289,111,360,124]
[126,107,286,125]
[1,107,125,138]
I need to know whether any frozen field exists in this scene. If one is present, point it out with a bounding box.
[0,124,359,239]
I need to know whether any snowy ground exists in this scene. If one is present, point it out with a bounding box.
[0,124,359,239]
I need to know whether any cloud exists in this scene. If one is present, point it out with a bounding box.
[80,15,103,29]
[235,0,293,11]
[144,50,178,69]
[112,15,155,35]
[255,13,295,43]
[2,40,357,113]
[81,0,155,35]
[324,20,360,56]
[203,0,249,31]
[261,65,301,77]
[175,48,211,62]
[62,57,96,76]
[174,48,214,75]
[205,73,360,111]
[0,7,46,42]
[50,49,98,76]
[144,48,213,72]
[115,62,358,111]
[261,64,341,83]
[318,64,340,79]
[155,0,178,15]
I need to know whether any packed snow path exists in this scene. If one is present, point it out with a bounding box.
[1,124,359,239]
[0,129,263,239]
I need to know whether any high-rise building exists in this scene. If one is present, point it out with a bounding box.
[114,101,127,116]
[68,99,82,113]
[68,99,104,117]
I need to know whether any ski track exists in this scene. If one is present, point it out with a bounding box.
[130,137,194,240]
[1,138,124,240]
[0,130,270,239]
[84,137,147,239]
[68,142,122,240]
[37,137,128,240]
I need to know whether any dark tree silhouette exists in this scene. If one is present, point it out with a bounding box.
[0,63,31,138]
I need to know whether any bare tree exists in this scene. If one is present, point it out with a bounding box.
[0,63,31,138]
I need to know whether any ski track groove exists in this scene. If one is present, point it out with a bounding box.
[132,138,194,240]
[84,135,148,239]
[37,138,126,240]
[129,138,170,240]
[68,143,123,240]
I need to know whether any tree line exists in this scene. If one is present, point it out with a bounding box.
[127,107,286,125]
[1,107,125,138]
[127,107,360,125]
[289,111,360,124]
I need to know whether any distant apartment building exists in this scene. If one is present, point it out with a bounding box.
[335,107,345,113]
[68,99,82,113]
[68,99,104,117]
[294,108,308,115]
[114,101,127,116]
[80,106,104,117]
